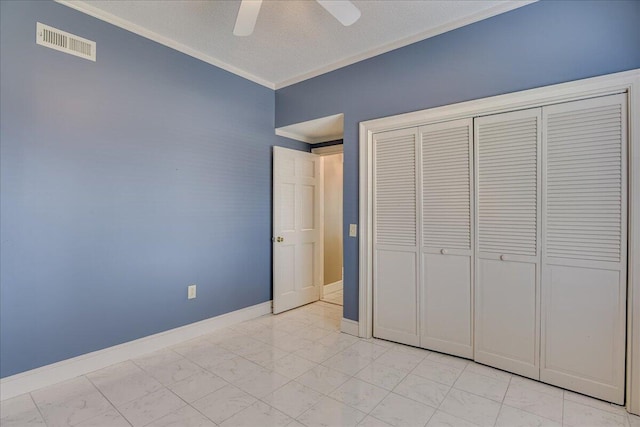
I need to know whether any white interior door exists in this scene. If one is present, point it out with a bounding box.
[419,119,474,358]
[373,128,420,346]
[540,94,627,404]
[474,108,542,380]
[273,146,323,314]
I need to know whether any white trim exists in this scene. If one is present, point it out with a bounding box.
[629,72,640,415]
[274,1,536,89]
[319,154,326,303]
[55,0,275,89]
[340,318,359,336]
[359,69,640,412]
[359,118,374,339]
[324,280,343,294]
[0,301,272,401]
[276,114,344,144]
[311,145,344,156]
[276,129,343,145]
[276,129,319,144]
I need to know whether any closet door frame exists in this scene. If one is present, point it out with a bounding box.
[359,68,640,414]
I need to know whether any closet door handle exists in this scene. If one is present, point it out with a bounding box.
[441,249,448,255]
[500,254,508,261]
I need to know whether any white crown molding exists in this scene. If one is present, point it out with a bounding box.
[56,0,534,92]
[274,1,537,89]
[55,0,276,89]
[0,300,272,401]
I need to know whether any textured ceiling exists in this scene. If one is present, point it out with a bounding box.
[60,0,532,89]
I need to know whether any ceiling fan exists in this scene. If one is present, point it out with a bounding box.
[233,0,361,36]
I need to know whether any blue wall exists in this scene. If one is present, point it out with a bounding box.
[276,0,640,321]
[0,0,307,378]
[2,0,639,378]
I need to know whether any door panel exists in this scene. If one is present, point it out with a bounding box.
[374,249,419,346]
[422,253,472,357]
[279,245,295,294]
[273,147,322,314]
[541,94,627,404]
[475,258,538,379]
[475,108,541,379]
[419,118,473,358]
[373,127,419,346]
[541,264,625,402]
[301,185,316,230]
[298,243,316,289]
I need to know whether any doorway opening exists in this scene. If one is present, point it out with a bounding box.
[274,113,345,313]
[314,146,344,306]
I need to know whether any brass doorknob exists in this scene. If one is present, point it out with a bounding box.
[277,236,284,242]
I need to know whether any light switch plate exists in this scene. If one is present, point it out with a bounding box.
[349,224,358,237]
[188,284,197,300]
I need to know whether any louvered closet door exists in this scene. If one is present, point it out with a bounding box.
[541,94,627,404]
[475,108,542,380]
[420,119,473,358]
[373,128,420,346]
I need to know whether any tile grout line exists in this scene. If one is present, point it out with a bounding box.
[131,349,244,427]
[493,375,514,427]
[226,315,345,425]
[84,372,135,427]
[28,391,48,426]
[561,389,565,426]
[420,360,462,424]
[292,341,391,424]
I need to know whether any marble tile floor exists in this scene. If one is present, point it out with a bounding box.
[2,300,638,427]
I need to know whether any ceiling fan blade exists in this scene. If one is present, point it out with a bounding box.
[233,0,263,36]
[316,0,361,26]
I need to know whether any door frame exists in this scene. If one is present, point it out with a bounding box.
[311,143,344,300]
[358,68,640,413]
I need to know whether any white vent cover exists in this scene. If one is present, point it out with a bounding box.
[36,22,96,62]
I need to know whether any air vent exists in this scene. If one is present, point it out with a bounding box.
[36,22,96,62]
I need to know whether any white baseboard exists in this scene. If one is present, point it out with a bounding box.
[324,280,343,294]
[0,301,272,401]
[341,318,359,337]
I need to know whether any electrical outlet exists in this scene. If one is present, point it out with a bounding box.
[187,284,197,300]
[349,224,358,237]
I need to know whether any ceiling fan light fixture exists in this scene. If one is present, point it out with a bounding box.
[233,0,263,36]
[316,0,361,26]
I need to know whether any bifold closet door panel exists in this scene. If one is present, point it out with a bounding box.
[541,94,627,404]
[373,128,420,346]
[475,108,541,380]
[476,259,537,374]
[419,119,473,358]
[422,254,472,357]
[375,250,419,345]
